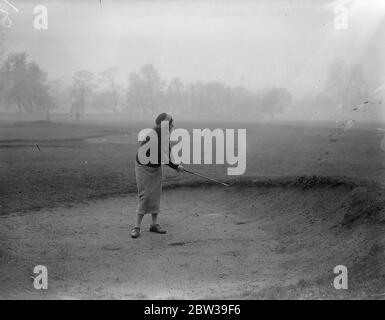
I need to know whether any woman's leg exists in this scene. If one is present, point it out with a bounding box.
[151,213,158,226]
[150,213,167,233]
[135,213,144,228]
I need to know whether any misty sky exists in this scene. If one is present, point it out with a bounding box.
[2,0,385,96]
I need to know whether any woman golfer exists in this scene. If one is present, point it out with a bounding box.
[131,113,184,238]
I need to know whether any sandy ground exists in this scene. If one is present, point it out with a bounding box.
[1,181,385,299]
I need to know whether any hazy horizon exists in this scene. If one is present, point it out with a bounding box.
[1,0,384,98]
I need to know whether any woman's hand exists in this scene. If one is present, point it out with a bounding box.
[177,165,185,173]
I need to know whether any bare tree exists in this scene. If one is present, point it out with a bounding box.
[166,78,185,114]
[100,67,120,113]
[124,64,292,120]
[70,70,95,120]
[47,79,69,119]
[126,71,145,114]
[259,87,292,120]
[0,52,53,117]
[139,64,163,114]
[126,64,164,114]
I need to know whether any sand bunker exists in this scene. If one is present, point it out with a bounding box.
[1,176,384,299]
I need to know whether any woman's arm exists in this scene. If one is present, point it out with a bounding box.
[167,145,184,172]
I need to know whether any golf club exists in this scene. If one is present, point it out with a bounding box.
[183,168,230,187]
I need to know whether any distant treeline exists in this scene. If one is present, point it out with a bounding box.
[0,52,370,121]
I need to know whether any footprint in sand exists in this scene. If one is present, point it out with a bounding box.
[169,242,186,247]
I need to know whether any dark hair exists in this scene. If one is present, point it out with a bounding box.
[155,113,173,126]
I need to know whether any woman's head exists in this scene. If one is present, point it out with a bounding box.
[155,113,174,130]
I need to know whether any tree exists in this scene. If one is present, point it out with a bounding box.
[166,78,186,114]
[123,64,292,120]
[0,52,53,116]
[186,81,232,117]
[231,86,262,118]
[324,58,368,112]
[126,71,145,114]
[28,61,54,119]
[100,67,121,113]
[126,64,164,114]
[0,52,30,112]
[259,87,292,119]
[70,70,95,119]
[89,90,119,114]
[140,64,164,113]
[47,79,69,115]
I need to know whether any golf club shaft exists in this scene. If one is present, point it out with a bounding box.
[184,168,230,187]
